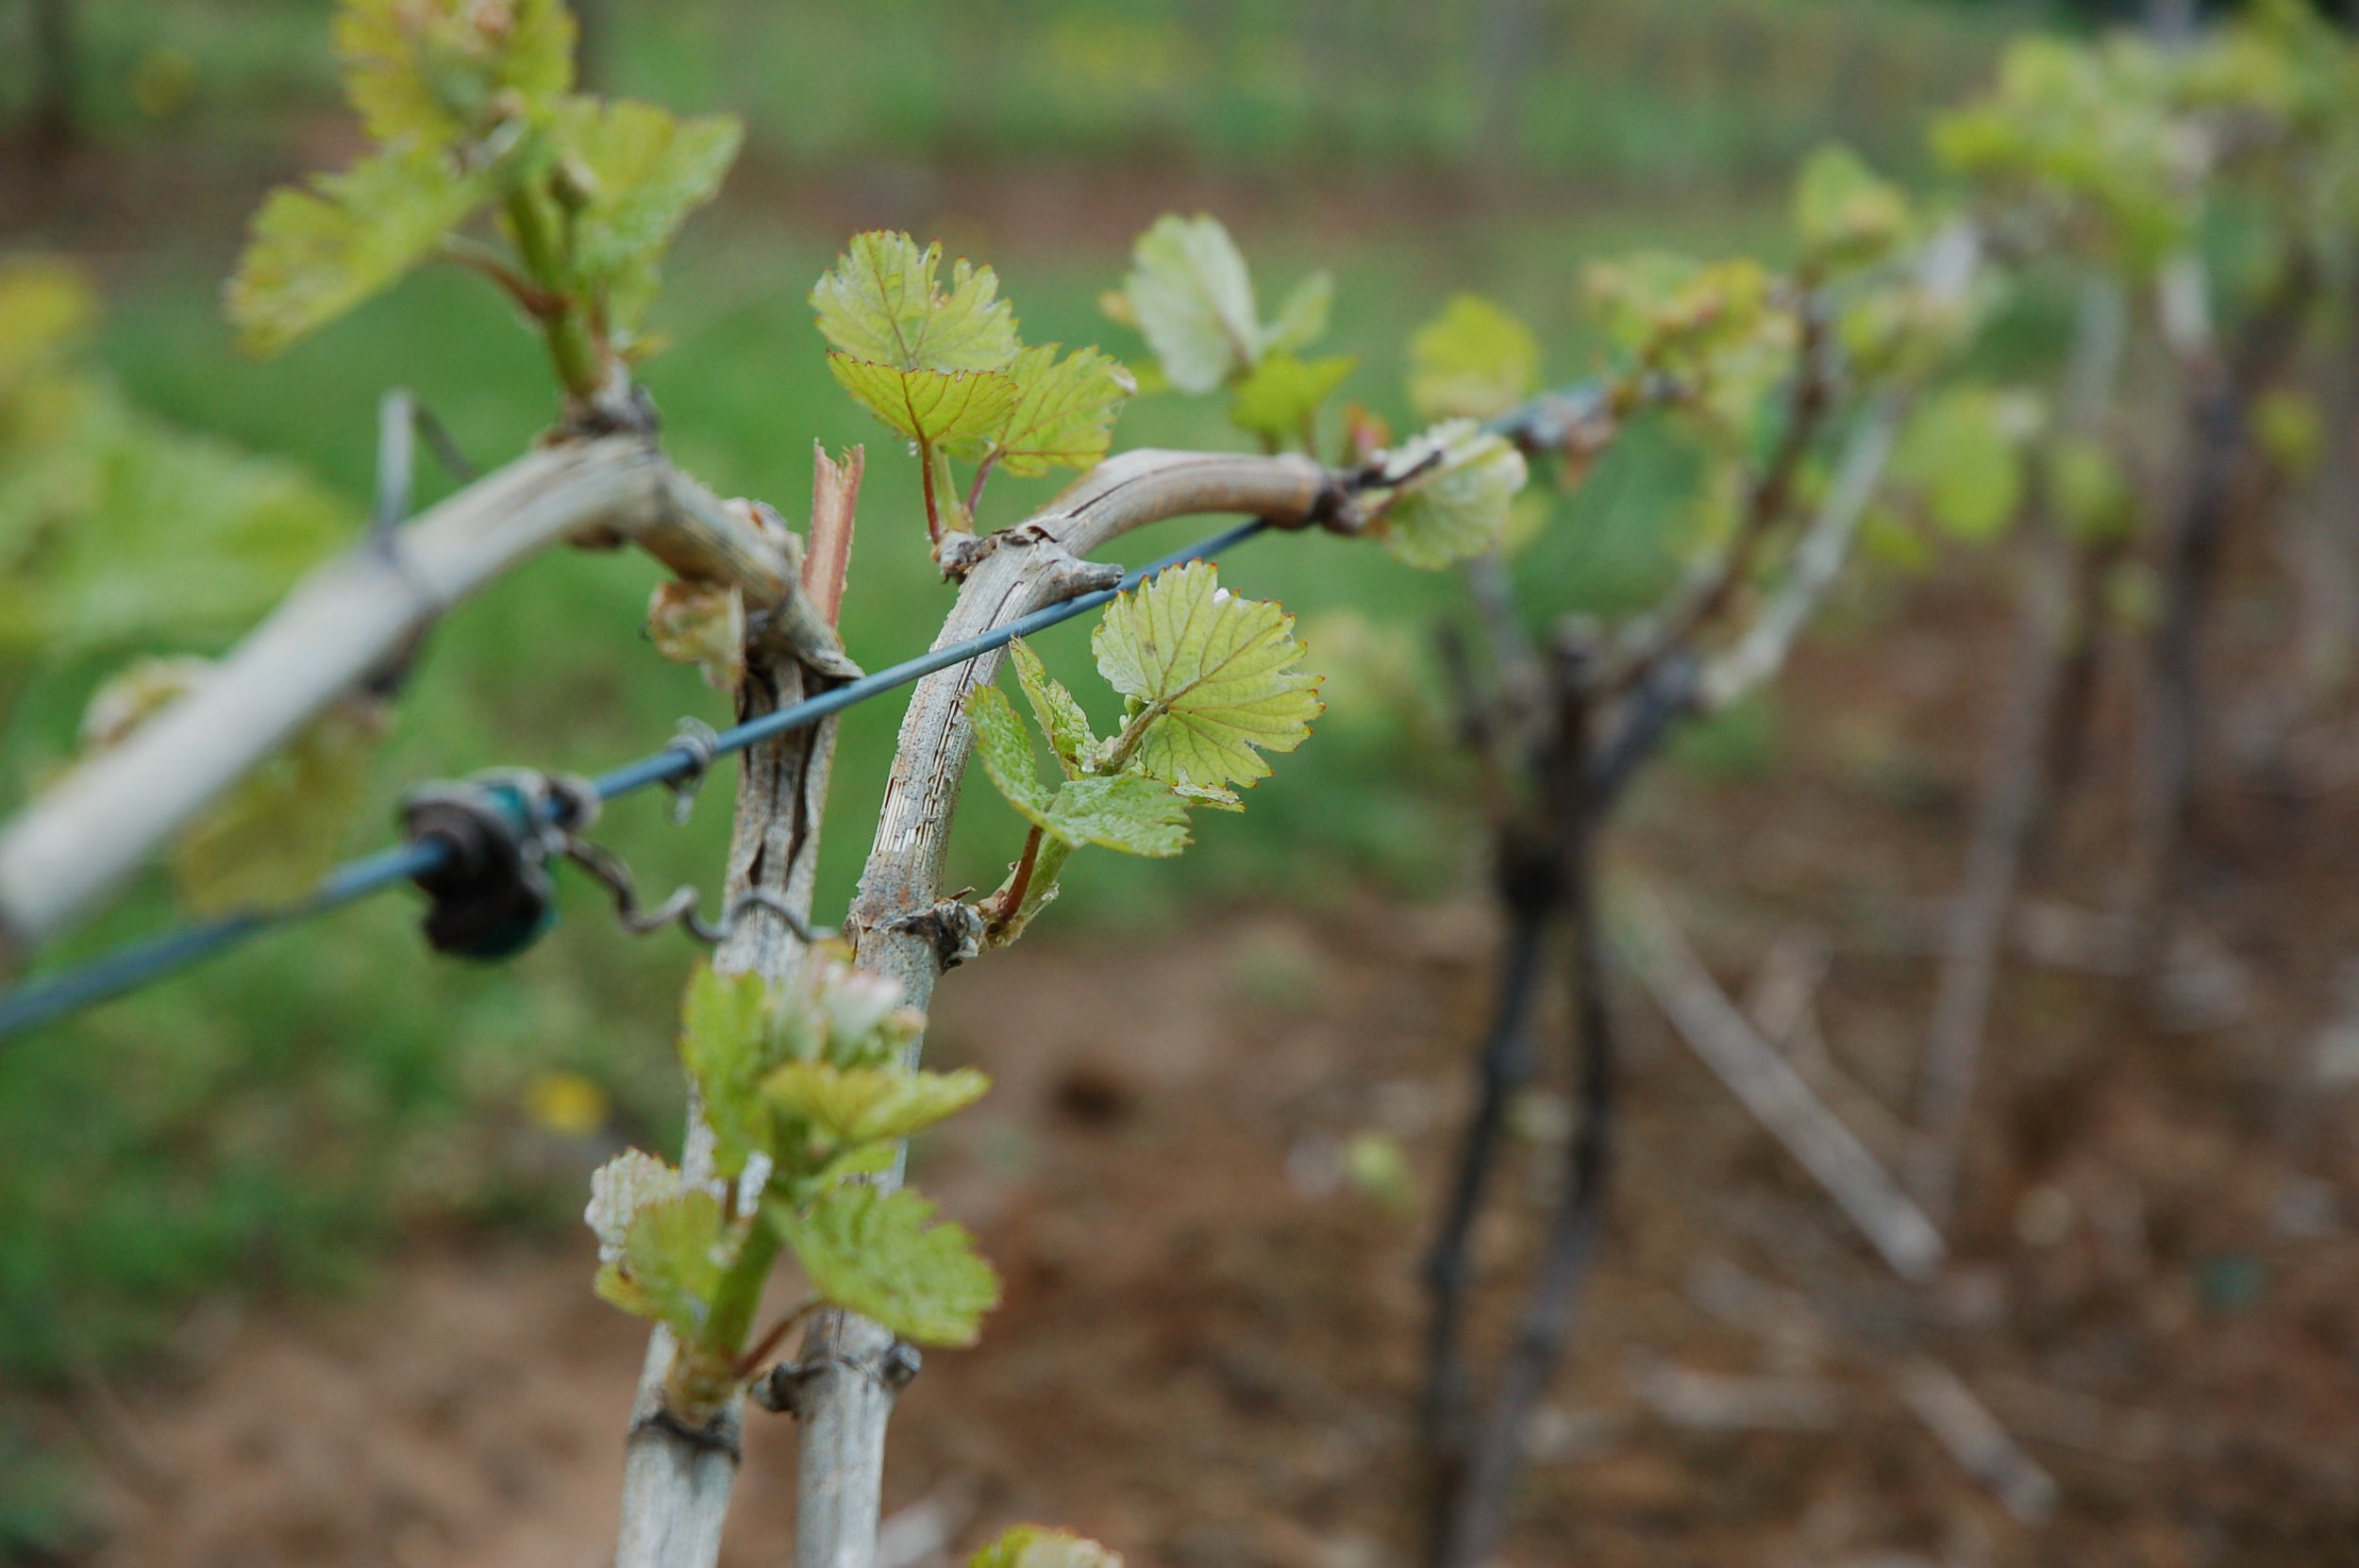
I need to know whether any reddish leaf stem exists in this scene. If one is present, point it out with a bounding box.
[964,452,1000,522]
[918,440,944,546]
[731,1296,825,1383]
[982,825,1046,930]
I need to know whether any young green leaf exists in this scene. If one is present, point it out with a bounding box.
[763,1063,991,1145]
[678,962,775,1178]
[1175,782,1244,813]
[1375,421,1531,570]
[227,148,496,357]
[967,683,1056,819]
[1890,387,2031,543]
[552,96,743,331]
[985,345,1134,476]
[1930,34,2189,269]
[1345,1130,1418,1214]
[812,1141,901,1187]
[681,962,771,1078]
[1583,253,1782,370]
[1009,641,1098,776]
[1264,272,1335,357]
[1859,502,1935,575]
[2048,435,2134,543]
[594,1189,728,1339]
[0,394,109,619]
[0,258,96,395]
[967,686,1190,856]
[1034,774,1190,857]
[2253,387,2324,476]
[811,232,1021,375]
[1229,352,1356,442]
[1092,560,1323,790]
[770,1186,1000,1348]
[1121,214,1260,393]
[1793,144,1912,268]
[971,1527,1125,1568]
[1408,294,1541,423]
[336,0,575,147]
[826,359,1022,454]
[673,950,925,1179]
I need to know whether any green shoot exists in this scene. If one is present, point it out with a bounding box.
[811,232,1134,551]
[587,949,1000,1419]
[965,565,1323,947]
[227,0,742,409]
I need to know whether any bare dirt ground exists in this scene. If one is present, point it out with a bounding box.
[49,568,2359,1568]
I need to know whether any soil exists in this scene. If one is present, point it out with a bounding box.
[42,564,2359,1568]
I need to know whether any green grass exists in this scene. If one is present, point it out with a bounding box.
[3,0,2035,185]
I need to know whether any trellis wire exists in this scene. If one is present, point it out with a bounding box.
[0,517,1272,1040]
